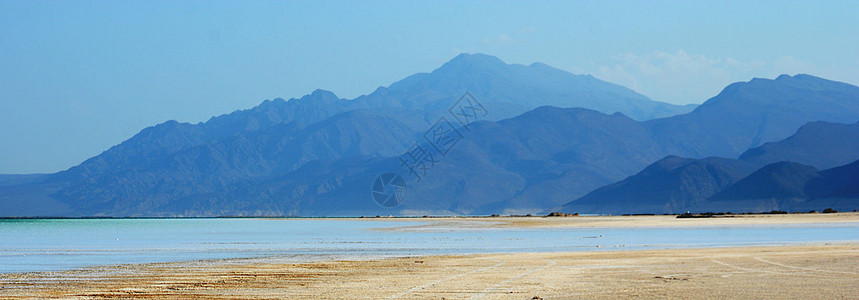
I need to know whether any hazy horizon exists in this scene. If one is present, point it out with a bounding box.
[2,0,858,173]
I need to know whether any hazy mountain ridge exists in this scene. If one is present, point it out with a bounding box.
[646,74,859,158]
[361,54,694,121]
[386,106,676,215]
[1,54,858,217]
[560,156,758,214]
[807,160,859,199]
[53,54,689,184]
[709,161,820,202]
[698,159,859,213]
[561,121,859,214]
[47,110,417,216]
[739,121,859,169]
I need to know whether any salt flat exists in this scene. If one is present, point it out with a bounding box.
[1,244,857,299]
[2,214,858,299]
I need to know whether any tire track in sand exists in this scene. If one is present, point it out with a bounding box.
[753,257,859,275]
[711,259,832,278]
[386,258,506,299]
[469,259,556,299]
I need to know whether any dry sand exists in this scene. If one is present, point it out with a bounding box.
[2,214,858,299]
[362,212,859,231]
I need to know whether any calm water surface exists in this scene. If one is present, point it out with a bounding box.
[1,218,857,273]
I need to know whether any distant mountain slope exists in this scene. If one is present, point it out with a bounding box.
[561,156,757,214]
[806,159,859,199]
[398,106,675,215]
[55,89,356,183]
[563,157,859,215]
[47,110,416,216]
[358,53,694,122]
[699,159,859,213]
[560,120,859,214]
[648,74,859,158]
[0,174,48,187]
[53,53,689,187]
[2,54,859,217]
[739,121,859,169]
[709,162,819,202]
[37,106,674,216]
[234,104,859,216]
[202,106,684,216]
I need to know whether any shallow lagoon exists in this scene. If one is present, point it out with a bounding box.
[1,218,857,273]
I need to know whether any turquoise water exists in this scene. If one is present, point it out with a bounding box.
[1,219,857,273]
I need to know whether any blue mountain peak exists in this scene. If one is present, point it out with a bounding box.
[437,53,507,73]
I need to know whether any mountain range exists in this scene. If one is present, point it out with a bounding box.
[1,53,857,217]
[560,121,859,214]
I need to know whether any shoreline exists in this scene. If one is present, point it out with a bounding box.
[2,240,855,277]
[2,243,857,299]
[366,212,859,230]
[3,210,856,220]
[2,213,858,298]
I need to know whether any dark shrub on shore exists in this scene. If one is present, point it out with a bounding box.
[547,212,579,217]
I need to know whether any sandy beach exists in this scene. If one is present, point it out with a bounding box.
[2,214,857,299]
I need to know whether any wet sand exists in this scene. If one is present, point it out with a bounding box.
[2,214,858,299]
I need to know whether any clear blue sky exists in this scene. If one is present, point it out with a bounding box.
[1,0,857,174]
